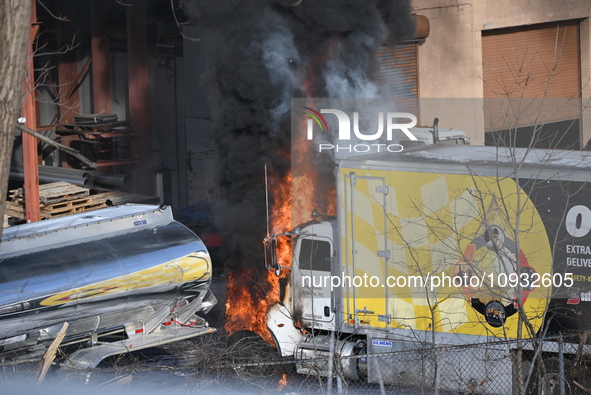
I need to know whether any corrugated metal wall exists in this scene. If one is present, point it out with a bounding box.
[375,42,418,115]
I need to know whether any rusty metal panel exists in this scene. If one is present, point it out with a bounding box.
[127,2,152,195]
[375,42,418,115]
[91,0,111,114]
[482,20,581,132]
[56,0,81,124]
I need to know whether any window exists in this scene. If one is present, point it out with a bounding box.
[298,239,331,272]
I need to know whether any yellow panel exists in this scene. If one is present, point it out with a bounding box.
[40,252,211,306]
[340,167,552,339]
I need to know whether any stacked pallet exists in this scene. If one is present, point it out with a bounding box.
[6,182,106,220]
[5,182,162,224]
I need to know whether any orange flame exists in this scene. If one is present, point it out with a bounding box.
[277,373,288,391]
[223,166,294,344]
[225,54,337,345]
[224,131,336,344]
[224,270,279,345]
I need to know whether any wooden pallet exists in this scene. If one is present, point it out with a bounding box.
[44,203,109,219]
[9,181,90,205]
[5,201,34,219]
[6,189,160,221]
[40,182,90,204]
[7,181,93,220]
[6,199,108,220]
[88,192,159,206]
[43,197,94,215]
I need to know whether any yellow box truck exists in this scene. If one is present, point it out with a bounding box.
[265,145,591,393]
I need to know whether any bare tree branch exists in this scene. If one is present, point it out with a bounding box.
[170,0,200,42]
[36,0,68,21]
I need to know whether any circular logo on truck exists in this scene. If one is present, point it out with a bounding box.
[454,213,539,327]
[382,172,552,338]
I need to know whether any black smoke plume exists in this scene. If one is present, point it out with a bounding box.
[183,0,415,328]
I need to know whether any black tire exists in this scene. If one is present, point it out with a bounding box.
[226,330,281,377]
[530,358,577,395]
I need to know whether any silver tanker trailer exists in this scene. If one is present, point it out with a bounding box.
[0,204,217,368]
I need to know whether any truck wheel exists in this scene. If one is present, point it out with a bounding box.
[226,330,281,376]
[532,358,574,395]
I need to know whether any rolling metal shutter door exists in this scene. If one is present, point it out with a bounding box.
[482,21,580,133]
[375,43,418,115]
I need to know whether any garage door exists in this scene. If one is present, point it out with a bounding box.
[482,20,581,148]
[375,42,418,115]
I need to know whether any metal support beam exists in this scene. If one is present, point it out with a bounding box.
[56,0,81,168]
[127,1,152,195]
[22,0,40,223]
[91,0,111,114]
[17,124,97,169]
[56,0,80,124]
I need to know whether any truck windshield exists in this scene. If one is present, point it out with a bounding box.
[298,239,331,272]
[439,138,467,145]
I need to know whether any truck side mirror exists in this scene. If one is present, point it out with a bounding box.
[264,236,281,276]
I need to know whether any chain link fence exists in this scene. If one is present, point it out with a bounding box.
[1,333,590,394]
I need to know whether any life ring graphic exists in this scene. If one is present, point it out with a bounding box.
[453,223,537,327]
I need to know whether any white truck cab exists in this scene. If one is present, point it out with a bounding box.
[400,118,470,149]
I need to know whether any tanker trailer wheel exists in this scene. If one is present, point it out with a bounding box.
[226,330,282,377]
[530,358,576,395]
